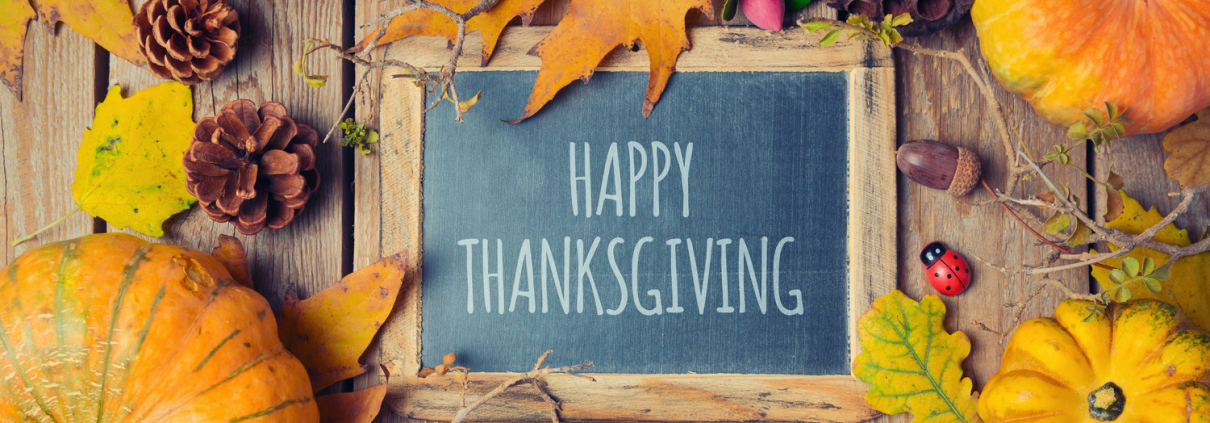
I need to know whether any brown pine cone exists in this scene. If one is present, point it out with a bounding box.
[134,0,240,85]
[184,100,320,235]
[825,0,974,37]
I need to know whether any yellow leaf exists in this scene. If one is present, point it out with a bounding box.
[32,0,144,66]
[73,82,197,237]
[1091,190,1210,330]
[853,290,977,423]
[1162,107,1210,188]
[316,379,388,423]
[0,0,34,99]
[279,253,407,392]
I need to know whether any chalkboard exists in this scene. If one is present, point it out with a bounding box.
[422,71,850,374]
[367,26,896,422]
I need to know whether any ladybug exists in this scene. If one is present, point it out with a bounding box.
[920,241,971,296]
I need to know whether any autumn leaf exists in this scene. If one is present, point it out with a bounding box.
[507,0,714,122]
[279,253,407,392]
[316,378,388,423]
[0,0,34,99]
[211,234,253,288]
[853,290,977,423]
[32,0,145,66]
[1163,108,1210,188]
[1091,190,1210,330]
[73,82,197,237]
[349,0,546,66]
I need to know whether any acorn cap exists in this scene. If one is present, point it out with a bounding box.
[948,146,981,196]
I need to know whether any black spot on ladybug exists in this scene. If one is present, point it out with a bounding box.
[946,286,951,291]
[953,255,959,259]
[946,274,952,279]
[934,273,939,277]
[955,266,960,271]
[965,268,970,273]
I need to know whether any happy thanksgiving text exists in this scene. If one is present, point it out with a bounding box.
[454,142,805,317]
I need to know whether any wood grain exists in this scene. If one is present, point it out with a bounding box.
[107,0,347,308]
[394,374,879,422]
[848,67,898,359]
[1,21,98,260]
[894,19,1089,390]
[1097,133,1210,240]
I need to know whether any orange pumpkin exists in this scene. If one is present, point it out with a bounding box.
[0,233,318,422]
[971,0,1210,135]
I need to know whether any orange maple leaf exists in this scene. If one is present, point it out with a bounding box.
[32,0,145,66]
[0,0,34,99]
[509,0,713,122]
[278,253,407,393]
[316,378,388,423]
[350,0,545,66]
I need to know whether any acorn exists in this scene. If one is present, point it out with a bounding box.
[896,140,981,196]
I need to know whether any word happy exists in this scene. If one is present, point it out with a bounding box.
[455,142,804,316]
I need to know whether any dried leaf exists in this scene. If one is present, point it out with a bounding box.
[1163,108,1210,187]
[1091,191,1210,330]
[853,290,977,423]
[73,83,197,237]
[1065,219,1090,247]
[279,253,407,392]
[350,0,546,66]
[211,234,253,288]
[508,0,714,122]
[294,41,329,88]
[1042,212,1070,235]
[33,0,144,66]
[316,377,388,423]
[0,0,34,99]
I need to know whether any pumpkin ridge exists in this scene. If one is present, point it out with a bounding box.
[109,283,168,423]
[52,240,88,421]
[1132,321,1190,383]
[192,329,241,373]
[227,396,313,423]
[0,308,60,422]
[121,276,225,421]
[94,243,153,423]
[142,347,286,421]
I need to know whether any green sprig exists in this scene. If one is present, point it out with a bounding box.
[340,118,379,155]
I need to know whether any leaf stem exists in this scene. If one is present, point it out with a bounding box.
[12,206,82,246]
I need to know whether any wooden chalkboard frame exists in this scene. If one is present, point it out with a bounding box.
[358,26,896,422]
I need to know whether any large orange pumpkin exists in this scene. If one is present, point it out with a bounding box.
[0,233,319,422]
[971,0,1210,135]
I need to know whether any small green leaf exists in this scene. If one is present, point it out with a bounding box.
[721,0,738,21]
[820,30,841,47]
[1085,107,1105,126]
[1117,115,1133,126]
[1150,263,1172,281]
[887,28,903,44]
[1059,153,1070,165]
[876,29,891,46]
[1109,269,1127,284]
[1106,101,1119,120]
[1043,152,1058,161]
[1065,220,1090,247]
[1111,123,1126,138]
[1122,257,1140,277]
[1144,278,1162,294]
[1118,287,1133,302]
[1043,212,1071,235]
[1090,132,1103,146]
[293,41,329,88]
[802,21,831,32]
[1068,122,1088,140]
[891,13,913,27]
[1142,257,1155,276]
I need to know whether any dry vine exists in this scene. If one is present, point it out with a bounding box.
[799,14,1210,308]
[300,0,500,145]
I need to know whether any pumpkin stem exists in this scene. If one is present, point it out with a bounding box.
[1088,382,1126,421]
[11,206,82,246]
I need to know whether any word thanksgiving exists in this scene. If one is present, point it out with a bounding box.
[455,142,805,316]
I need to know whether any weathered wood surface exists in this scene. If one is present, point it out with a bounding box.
[106,0,348,307]
[3,0,1200,421]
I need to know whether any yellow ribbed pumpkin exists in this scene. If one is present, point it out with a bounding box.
[0,233,319,422]
[979,299,1210,422]
[971,0,1210,135]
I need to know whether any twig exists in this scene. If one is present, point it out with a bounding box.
[451,351,594,423]
[981,179,1115,270]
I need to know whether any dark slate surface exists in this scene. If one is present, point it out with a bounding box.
[420,70,850,374]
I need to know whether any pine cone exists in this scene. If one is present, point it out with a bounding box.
[184,100,320,235]
[825,0,973,37]
[134,0,240,85]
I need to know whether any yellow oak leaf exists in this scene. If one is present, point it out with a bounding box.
[73,82,197,237]
[1163,107,1210,188]
[279,253,407,392]
[0,0,34,99]
[853,290,978,423]
[349,0,546,66]
[508,0,713,122]
[1091,190,1210,330]
[32,0,145,66]
[316,378,388,423]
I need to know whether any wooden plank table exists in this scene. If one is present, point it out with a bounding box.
[3,0,1204,421]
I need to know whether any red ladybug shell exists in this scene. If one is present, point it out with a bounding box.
[920,242,971,295]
